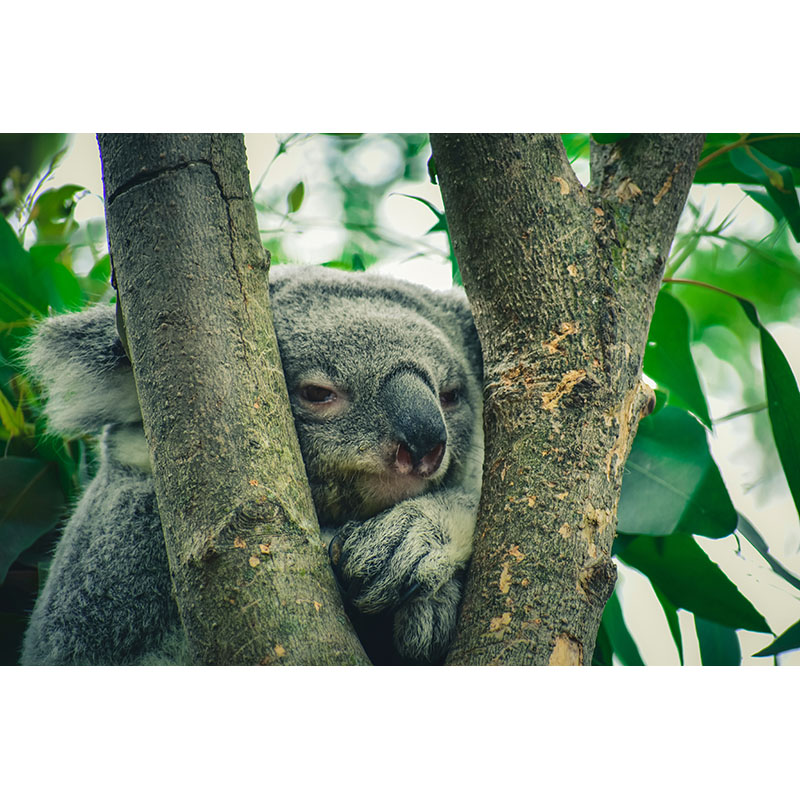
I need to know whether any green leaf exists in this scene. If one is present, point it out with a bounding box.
[427,154,438,185]
[760,326,800,519]
[736,298,800,523]
[695,617,741,665]
[287,181,305,213]
[652,584,683,665]
[729,148,800,241]
[749,134,800,168]
[591,134,631,144]
[693,135,753,184]
[744,188,784,224]
[592,617,613,666]
[561,134,591,162]
[0,217,49,320]
[0,457,65,583]
[601,590,644,665]
[29,244,83,312]
[31,184,84,242]
[617,534,771,633]
[644,291,712,428]
[617,407,737,538]
[351,253,365,272]
[753,618,800,657]
[451,253,462,287]
[88,254,111,284]
[736,514,800,593]
[394,193,449,233]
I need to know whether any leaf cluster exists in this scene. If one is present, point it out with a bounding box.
[0,135,110,663]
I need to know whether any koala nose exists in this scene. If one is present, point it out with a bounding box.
[396,440,445,477]
[380,370,447,477]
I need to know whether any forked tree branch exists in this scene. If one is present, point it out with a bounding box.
[431,133,704,665]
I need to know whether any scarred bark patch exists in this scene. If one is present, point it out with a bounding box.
[549,633,583,666]
[541,369,587,410]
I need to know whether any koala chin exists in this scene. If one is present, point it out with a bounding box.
[19,265,484,665]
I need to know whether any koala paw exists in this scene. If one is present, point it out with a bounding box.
[329,490,476,662]
[392,576,463,663]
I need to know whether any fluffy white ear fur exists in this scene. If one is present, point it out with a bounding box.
[22,305,141,437]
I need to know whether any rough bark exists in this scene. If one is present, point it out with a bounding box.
[98,134,368,665]
[430,133,705,666]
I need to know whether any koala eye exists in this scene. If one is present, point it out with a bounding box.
[439,388,461,408]
[300,384,338,404]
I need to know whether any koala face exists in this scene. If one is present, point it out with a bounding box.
[269,267,482,526]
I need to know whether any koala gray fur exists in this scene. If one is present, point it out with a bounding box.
[20,265,484,665]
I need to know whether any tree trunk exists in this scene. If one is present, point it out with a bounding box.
[98,133,368,665]
[431,133,705,665]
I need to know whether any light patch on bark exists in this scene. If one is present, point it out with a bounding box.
[615,177,642,203]
[552,175,571,195]
[541,369,587,410]
[499,562,512,594]
[549,634,583,665]
[653,162,683,206]
[542,321,579,355]
[508,544,525,562]
[579,501,614,559]
[489,612,512,633]
[604,384,641,480]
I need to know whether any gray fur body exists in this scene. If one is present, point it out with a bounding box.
[20,266,483,665]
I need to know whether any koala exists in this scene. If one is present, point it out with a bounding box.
[20,265,484,665]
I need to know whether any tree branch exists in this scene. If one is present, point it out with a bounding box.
[431,133,703,665]
[98,134,368,665]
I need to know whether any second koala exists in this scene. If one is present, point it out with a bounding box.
[21,265,484,665]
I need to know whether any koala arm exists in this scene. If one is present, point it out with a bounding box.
[327,487,477,663]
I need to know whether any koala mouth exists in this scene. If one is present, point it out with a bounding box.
[346,441,446,520]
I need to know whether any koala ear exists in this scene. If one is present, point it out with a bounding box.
[21,304,142,436]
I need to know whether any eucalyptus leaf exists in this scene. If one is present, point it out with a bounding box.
[644,291,712,427]
[744,188,784,224]
[287,181,305,213]
[393,193,448,233]
[730,148,800,241]
[694,135,758,185]
[736,514,800,593]
[617,534,771,633]
[601,590,644,665]
[617,407,737,538]
[749,134,800,168]
[652,584,683,665]
[29,244,83,312]
[0,457,65,582]
[752,618,800,657]
[592,618,614,666]
[561,134,591,162]
[427,154,438,185]
[695,617,741,665]
[0,217,49,320]
[736,297,800,523]
[32,184,84,242]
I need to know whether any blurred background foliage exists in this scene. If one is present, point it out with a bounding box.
[2,132,800,666]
